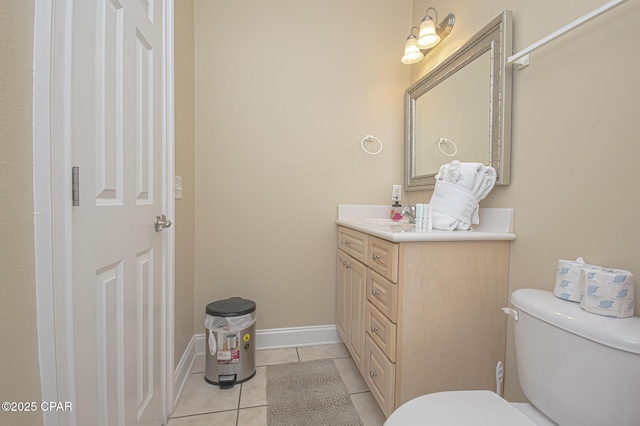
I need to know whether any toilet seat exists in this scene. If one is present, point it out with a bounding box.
[384,390,538,426]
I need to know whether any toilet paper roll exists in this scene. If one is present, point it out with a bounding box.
[554,258,595,302]
[579,268,635,318]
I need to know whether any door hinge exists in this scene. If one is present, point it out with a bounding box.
[72,166,79,206]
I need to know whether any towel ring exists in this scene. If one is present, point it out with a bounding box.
[361,135,383,155]
[438,137,458,157]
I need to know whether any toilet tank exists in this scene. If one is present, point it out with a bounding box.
[510,289,640,426]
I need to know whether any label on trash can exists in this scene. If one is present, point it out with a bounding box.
[217,349,240,364]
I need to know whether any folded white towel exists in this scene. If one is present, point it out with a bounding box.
[431,182,477,230]
[431,161,497,230]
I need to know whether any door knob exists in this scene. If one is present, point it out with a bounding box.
[154,214,172,232]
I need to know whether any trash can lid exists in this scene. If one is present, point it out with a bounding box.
[206,297,256,317]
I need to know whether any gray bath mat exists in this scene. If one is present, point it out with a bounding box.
[266,358,363,426]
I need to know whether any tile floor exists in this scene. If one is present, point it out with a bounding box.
[167,343,386,426]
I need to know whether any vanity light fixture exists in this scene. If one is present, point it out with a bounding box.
[401,7,455,65]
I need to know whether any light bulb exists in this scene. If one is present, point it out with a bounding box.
[416,16,440,49]
[401,35,424,64]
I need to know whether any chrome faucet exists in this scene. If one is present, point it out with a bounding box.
[401,205,416,223]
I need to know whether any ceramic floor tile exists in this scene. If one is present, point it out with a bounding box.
[173,349,380,426]
[166,410,238,425]
[237,406,267,426]
[351,392,386,426]
[297,343,349,361]
[334,356,368,394]
[240,366,266,408]
[171,374,240,418]
[190,355,205,374]
[255,347,299,366]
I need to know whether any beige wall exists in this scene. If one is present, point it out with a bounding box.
[193,0,411,332]
[0,1,43,425]
[408,0,640,402]
[174,0,197,369]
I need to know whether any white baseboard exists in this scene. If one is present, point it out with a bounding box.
[193,324,341,355]
[172,335,198,411]
[173,324,342,408]
[256,324,343,350]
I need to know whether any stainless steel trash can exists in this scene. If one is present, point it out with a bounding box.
[204,297,256,389]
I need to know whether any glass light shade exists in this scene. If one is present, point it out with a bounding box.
[401,36,424,64]
[416,17,440,49]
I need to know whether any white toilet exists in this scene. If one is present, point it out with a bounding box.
[385,289,640,425]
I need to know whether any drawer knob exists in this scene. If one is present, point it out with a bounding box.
[372,254,380,260]
[371,289,380,296]
[344,241,351,246]
[370,324,379,333]
[369,370,377,378]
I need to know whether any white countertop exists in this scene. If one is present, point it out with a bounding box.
[336,205,516,242]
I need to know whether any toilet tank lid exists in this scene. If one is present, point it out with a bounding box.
[511,289,640,355]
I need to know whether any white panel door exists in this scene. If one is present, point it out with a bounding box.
[71,0,166,424]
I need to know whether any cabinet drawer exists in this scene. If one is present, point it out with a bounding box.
[365,302,396,362]
[338,227,368,264]
[368,236,399,283]
[366,269,398,323]
[364,334,395,418]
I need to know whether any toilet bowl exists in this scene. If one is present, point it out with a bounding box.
[384,390,556,425]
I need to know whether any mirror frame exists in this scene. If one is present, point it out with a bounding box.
[405,11,513,190]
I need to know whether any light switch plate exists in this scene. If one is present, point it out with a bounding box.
[175,175,183,200]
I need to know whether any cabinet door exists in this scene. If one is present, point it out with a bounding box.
[348,258,366,375]
[336,251,351,344]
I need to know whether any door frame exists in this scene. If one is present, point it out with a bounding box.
[32,0,175,424]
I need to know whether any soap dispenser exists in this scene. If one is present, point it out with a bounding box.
[390,185,403,221]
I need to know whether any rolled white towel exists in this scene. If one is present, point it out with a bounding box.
[455,162,486,192]
[436,161,492,193]
[472,166,497,200]
[470,166,497,223]
[435,161,461,183]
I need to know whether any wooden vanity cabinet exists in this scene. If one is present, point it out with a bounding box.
[337,226,510,418]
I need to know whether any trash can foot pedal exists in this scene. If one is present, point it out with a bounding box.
[218,374,237,389]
